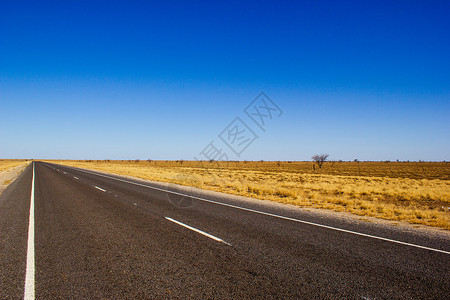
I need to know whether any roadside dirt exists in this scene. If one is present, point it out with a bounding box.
[0,163,28,196]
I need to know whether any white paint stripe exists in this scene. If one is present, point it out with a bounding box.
[59,165,450,255]
[165,217,231,246]
[74,177,79,180]
[63,172,67,174]
[94,186,106,192]
[24,162,35,299]
[133,203,137,206]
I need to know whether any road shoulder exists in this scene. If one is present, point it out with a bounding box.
[0,163,28,196]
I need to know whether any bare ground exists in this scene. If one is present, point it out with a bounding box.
[0,163,28,196]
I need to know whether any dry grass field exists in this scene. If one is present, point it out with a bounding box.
[0,159,28,173]
[55,160,450,229]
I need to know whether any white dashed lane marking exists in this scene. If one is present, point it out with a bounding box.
[94,186,106,192]
[165,217,231,246]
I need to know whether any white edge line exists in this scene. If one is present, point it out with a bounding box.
[24,162,35,299]
[94,186,106,192]
[50,164,450,255]
[165,217,231,246]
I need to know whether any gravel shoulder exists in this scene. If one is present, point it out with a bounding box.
[0,163,28,196]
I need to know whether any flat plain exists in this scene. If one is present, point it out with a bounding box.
[2,161,448,298]
[53,160,450,229]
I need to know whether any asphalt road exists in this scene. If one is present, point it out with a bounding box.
[1,162,449,299]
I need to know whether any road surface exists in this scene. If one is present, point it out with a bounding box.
[1,162,449,298]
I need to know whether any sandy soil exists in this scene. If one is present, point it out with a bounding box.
[0,163,28,196]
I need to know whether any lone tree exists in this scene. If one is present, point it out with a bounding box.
[312,154,329,169]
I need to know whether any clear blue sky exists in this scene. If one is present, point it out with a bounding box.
[1,1,449,161]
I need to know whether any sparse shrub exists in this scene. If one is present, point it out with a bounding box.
[312,154,329,169]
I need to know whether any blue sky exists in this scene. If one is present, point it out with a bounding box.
[1,1,449,161]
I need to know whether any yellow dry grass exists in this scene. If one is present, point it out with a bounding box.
[0,159,28,173]
[53,160,450,229]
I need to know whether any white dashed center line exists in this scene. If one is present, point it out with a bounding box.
[74,177,79,180]
[165,217,231,246]
[94,186,106,192]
